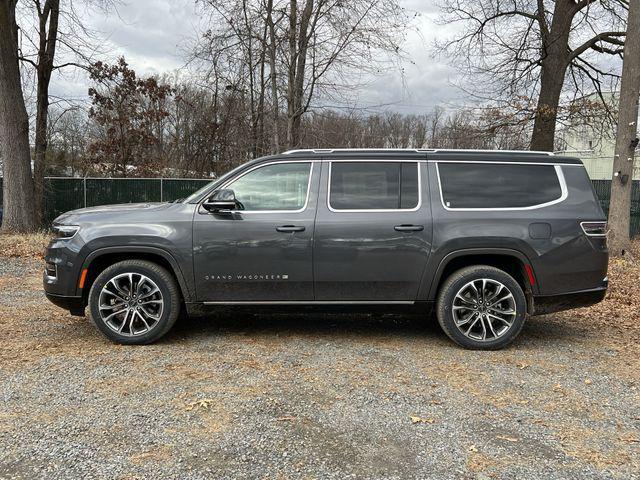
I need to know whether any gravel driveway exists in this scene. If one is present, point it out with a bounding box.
[0,257,638,479]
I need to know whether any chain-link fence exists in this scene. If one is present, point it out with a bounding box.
[0,177,638,236]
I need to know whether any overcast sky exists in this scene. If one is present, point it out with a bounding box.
[49,0,463,115]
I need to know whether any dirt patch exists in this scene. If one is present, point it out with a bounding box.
[1,246,639,479]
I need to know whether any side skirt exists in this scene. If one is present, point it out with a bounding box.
[185,301,433,317]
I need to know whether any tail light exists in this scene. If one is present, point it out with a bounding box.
[580,221,607,236]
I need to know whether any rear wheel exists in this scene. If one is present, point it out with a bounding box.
[436,265,527,350]
[88,260,180,345]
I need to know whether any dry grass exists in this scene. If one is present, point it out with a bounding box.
[564,240,640,335]
[0,231,51,259]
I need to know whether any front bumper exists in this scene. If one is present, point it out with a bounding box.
[43,234,88,315]
[45,292,86,316]
[532,280,608,316]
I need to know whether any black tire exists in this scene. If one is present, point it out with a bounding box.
[436,265,527,350]
[88,260,181,345]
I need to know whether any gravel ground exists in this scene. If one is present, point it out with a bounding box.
[0,257,638,480]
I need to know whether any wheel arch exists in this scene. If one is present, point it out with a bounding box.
[77,246,193,304]
[426,248,538,311]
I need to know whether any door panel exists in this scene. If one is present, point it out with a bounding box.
[193,161,319,302]
[313,159,432,301]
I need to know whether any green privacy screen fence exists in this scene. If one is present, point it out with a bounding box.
[0,177,211,226]
[591,180,640,237]
[0,177,638,236]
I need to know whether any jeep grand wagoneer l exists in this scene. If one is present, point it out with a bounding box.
[44,149,608,349]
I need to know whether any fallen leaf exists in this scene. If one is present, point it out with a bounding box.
[185,398,214,411]
[410,415,435,424]
[469,445,478,452]
[584,379,592,385]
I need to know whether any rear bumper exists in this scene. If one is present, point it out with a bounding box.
[45,292,85,316]
[532,281,607,316]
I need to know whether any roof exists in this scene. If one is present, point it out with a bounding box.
[280,148,583,165]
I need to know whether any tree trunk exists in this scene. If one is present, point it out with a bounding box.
[0,1,38,232]
[266,0,279,153]
[286,0,298,149]
[286,0,313,149]
[34,0,60,225]
[530,1,573,152]
[608,0,640,257]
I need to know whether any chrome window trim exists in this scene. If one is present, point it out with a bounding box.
[327,161,422,213]
[427,160,579,167]
[204,160,316,214]
[435,162,568,212]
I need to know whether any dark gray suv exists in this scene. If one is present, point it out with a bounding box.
[44,149,609,349]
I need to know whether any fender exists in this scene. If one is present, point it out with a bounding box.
[77,245,194,301]
[421,247,539,301]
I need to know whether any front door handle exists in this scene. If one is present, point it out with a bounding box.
[276,225,306,233]
[394,224,424,232]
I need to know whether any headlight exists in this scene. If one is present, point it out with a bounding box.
[53,224,80,239]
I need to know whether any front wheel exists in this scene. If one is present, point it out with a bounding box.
[88,260,181,345]
[436,265,527,350]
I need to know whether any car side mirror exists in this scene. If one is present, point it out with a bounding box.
[203,189,237,214]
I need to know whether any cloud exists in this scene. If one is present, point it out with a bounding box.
[47,0,461,114]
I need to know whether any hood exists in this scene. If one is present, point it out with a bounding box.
[54,202,175,224]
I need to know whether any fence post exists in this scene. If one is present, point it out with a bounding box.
[83,178,87,207]
[160,178,164,202]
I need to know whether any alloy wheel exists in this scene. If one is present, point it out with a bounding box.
[98,272,164,336]
[451,278,517,341]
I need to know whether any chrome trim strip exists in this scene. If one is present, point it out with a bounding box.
[428,160,579,167]
[207,160,316,214]
[435,163,568,212]
[327,161,422,213]
[203,300,415,305]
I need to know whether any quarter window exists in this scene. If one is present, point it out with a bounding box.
[329,162,420,210]
[227,162,311,211]
[438,162,563,209]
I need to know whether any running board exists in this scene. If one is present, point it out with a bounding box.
[202,300,415,305]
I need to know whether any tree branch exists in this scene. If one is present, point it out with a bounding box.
[569,31,626,61]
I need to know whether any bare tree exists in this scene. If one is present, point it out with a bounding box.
[608,0,640,257]
[16,0,115,220]
[0,0,37,232]
[436,0,627,151]
[192,0,412,151]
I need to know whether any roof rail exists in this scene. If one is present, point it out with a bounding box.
[282,148,436,154]
[282,148,554,156]
[431,148,554,156]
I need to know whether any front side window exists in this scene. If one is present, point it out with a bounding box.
[226,162,311,211]
[329,162,420,210]
[438,162,564,209]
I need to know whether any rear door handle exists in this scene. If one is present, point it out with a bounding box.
[276,225,306,233]
[394,224,424,232]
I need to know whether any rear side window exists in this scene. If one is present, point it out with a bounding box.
[329,162,420,210]
[438,162,563,209]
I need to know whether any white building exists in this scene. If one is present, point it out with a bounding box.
[556,92,640,180]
